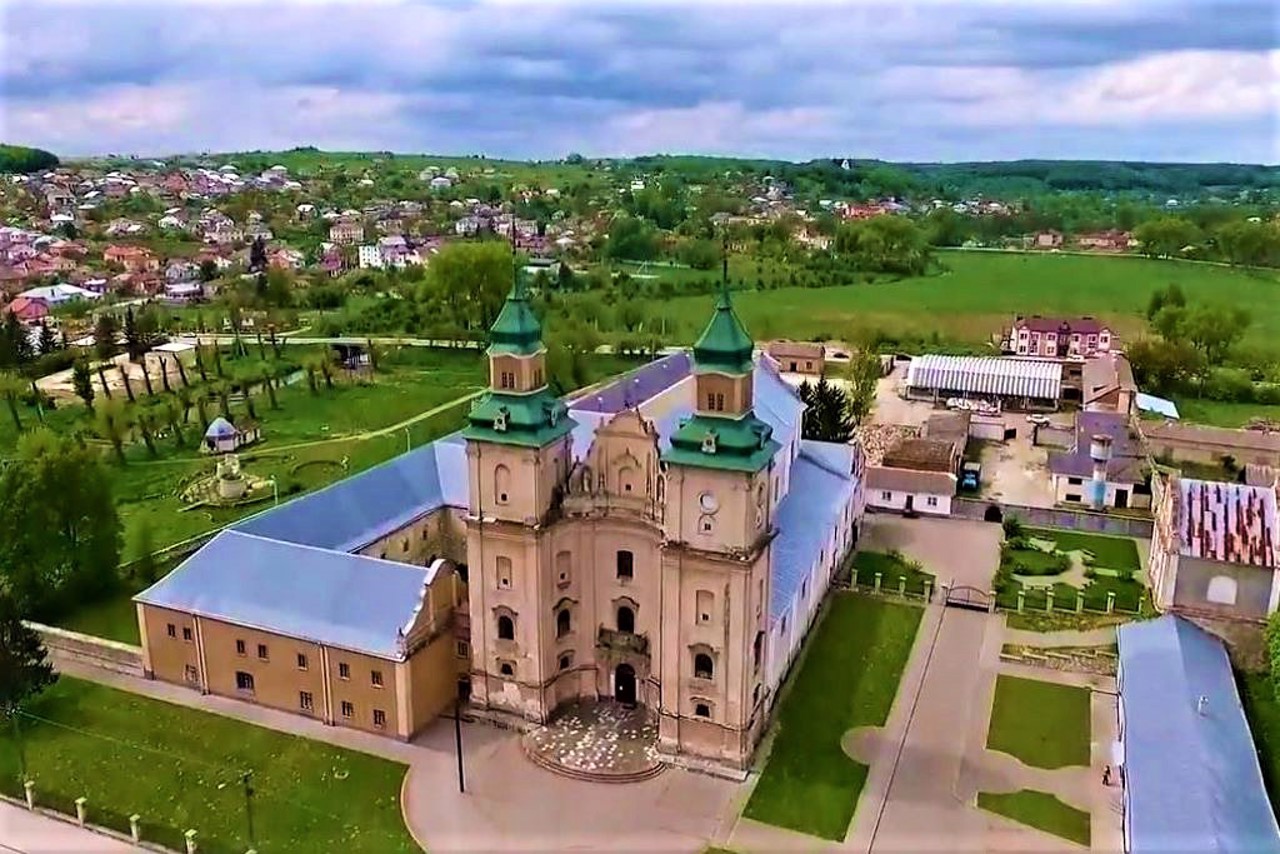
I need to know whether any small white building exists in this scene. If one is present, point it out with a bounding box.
[866,466,955,516]
[357,244,384,269]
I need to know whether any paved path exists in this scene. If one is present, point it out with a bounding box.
[1003,627,1118,648]
[0,801,139,853]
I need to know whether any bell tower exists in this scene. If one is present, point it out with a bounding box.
[464,271,577,721]
[657,269,780,771]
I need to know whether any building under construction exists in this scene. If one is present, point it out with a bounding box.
[1148,473,1280,621]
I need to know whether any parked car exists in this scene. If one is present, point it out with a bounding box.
[961,461,981,491]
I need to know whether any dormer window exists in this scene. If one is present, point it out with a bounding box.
[701,431,717,454]
[493,407,509,432]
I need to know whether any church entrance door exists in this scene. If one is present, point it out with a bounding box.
[614,664,637,707]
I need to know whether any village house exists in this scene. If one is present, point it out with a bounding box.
[1148,474,1279,621]
[133,280,867,774]
[329,219,364,244]
[1075,230,1133,252]
[1047,411,1150,510]
[1,295,50,324]
[1082,352,1137,414]
[1034,230,1065,249]
[166,260,201,282]
[764,341,826,376]
[1006,315,1115,359]
[103,245,161,272]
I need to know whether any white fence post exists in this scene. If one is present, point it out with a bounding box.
[185,829,198,854]
[130,814,141,843]
[23,780,34,810]
[74,797,87,826]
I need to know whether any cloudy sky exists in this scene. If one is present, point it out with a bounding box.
[1,0,1277,163]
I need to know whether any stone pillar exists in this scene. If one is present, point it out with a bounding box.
[1016,590,1025,613]
[74,797,87,826]
[988,591,997,614]
[23,780,34,810]
[185,829,198,854]
[873,572,882,593]
[1045,589,1055,613]
[923,579,933,603]
[897,576,907,597]
[130,814,141,843]
[1076,592,1084,613]
[1106,591,1116,614]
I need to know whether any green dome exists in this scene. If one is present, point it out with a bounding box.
[488,276,543,356]
[692,287,754,374]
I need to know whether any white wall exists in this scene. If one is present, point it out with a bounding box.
[1052,474,1151,510]
[867,489,952,516]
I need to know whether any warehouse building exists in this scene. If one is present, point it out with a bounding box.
[905,355,1062,411]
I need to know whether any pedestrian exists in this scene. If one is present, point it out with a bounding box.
[1102,764,1112,786]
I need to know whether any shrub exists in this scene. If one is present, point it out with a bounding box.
[1267,612,1280,701]
[1002,515,1025,540]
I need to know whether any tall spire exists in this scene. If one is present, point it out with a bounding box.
[693,242,754,375]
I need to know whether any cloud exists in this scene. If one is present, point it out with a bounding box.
[0,0,1276,161]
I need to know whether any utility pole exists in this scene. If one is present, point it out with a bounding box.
[454,698,465,794]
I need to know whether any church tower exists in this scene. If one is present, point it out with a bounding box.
[657,275,779,771]
[464,274,577,720]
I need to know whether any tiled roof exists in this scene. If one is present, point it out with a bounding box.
[135,531,433,659]
[1176,478,1278,568]
[1117,616,1280,853]
[233,434,468,552]
[771,441,857,620]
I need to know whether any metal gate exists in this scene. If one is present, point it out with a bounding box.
[945,585,992,612]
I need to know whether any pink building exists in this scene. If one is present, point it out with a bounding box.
[1009,315,1114,359]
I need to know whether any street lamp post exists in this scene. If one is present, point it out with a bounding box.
[241,771,256,848]
[454,697,465,794]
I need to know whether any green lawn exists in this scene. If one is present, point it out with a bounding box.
[977,790,1090,847]
[987,675,1091,769]
[54,589,143,645]
[1238,672,1280,815]
[744,594,923,841]
[660,251,1280,346]
[1024,528,1141,572]
[0,678,417,853]
[850,550,936,595]
[1173,398,1280,429]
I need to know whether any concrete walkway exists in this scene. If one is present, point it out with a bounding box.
[0,801,139,853]
[1003,627,1118,648]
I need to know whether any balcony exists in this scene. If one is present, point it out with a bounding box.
[597,627,649,657]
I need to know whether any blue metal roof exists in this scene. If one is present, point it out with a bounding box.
[205,416,236,439]
[233,434,468,552]
[769,441,857,621]
[569,352,692,413]
[135,531,431,659]
[1117,615,1280,854]
[1136,393,1180,420]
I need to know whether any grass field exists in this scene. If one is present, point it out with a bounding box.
[744,594,923,841]
[1238,672,1280,815]
[1172,398,1280,429]
[986,676,1091,770]
[977,789,1091,846]
[659,251,1280,346]
[850,550,936,595]
[1024,529,1141,573]
[0,678,417,854]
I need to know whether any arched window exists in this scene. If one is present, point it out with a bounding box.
[616,550,634,580]
[1207,575,1239,605]
[497,614,514,641]
[556,608,572,638]
[494,464,510,504]
[617,605,635,634]
[499,661,514,677]
[694,652,714,680]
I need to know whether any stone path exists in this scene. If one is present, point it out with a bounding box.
[524,700,661,779]
[0,800,140,853]
[1003,627,1118,648]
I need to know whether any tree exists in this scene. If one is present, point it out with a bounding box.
[198,259,219,282]
[604,215,659,261]
[71,359,95,411]
[139,357,155,396]
[0,594,57,717]
[36,322,57,356]
[427,240,514,331]
[1133,216,1201,259]
[117,364,135,403]
[0,430,122,617]
[95,398,132,464]
[844,349,882,425]
[799,374,854,442]
[1127,338,1205,395]
[0,312,34,368]
[129,521,159,586]
[1182,304,1251,364]
[1215,220,1280,268]
[261,365,279,409]
[164,399,185,448]
[1146,283,1186,320]
[136,410,159,457]
[0,371,23,432]
[248,235,268,273]
[95,364,112,399]
[93,313,120,360]
[176,384,193,422]
[835,216,931,276]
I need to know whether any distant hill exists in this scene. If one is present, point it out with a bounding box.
[0,144,59,174]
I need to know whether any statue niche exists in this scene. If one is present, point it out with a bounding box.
[563,408,661,518]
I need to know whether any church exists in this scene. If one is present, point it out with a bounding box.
[134,279,866,774]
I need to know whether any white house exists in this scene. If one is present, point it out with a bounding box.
[865,466,955,516]
[357,245,384,269]
[18,283,101,306]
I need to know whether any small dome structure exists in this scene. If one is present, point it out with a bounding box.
[205,417,237,439]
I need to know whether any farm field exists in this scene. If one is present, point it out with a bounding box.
[660,251,1280,346]
[1170,398,1280,429]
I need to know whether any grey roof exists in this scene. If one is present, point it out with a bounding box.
[1048,411,1148,484]
[1048,451,1148,484]
[866,465,956,494]
[1117,615,1280,854]
[135,531,432,659]
[771,441,857,621]
[234,434,468,551]
[907,355,1062,400]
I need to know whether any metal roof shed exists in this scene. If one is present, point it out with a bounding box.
[1116,615,1280,853]
[906,355,1062,401]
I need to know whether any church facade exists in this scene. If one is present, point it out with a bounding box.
[134,280,865,774]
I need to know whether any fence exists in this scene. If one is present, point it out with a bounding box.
[952,497,1153,538]
[25,622,144,677]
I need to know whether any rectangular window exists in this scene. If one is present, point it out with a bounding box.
[456,641,469,658]
[616,550,634,580]
[881,491,892,501]
[371,670,384,688]
[235,671,255,692]
[300,691,314,712]
[1067,477,1082,486]
[373,709,387,729]
[338,662,350,680]
[235,639,246,656]
[297,653,308,671]
[257,644,269,661]
[182,627,193,642]
[706,393,715,410]
[166,623,176,638]
[715,393,724,411]
[926,496,938,507]
[341,701,354,719]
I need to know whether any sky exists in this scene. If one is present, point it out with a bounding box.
[1,0,1277,163]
